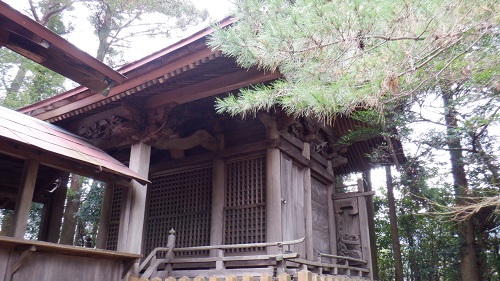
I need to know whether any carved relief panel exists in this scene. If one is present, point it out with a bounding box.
[334,197,363,262]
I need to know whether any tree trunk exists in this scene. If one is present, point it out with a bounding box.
[59,175,82,245]
[442,89,481,281]
[0,210,14,235]
[95,4,113,62]
[385,166,404,281]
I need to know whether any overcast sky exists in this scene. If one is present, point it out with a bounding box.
[4,0,236,63]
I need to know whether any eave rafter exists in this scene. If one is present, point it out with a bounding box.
[34,49,225,122]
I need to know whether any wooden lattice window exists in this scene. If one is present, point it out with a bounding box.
[145,166,212,257]
[106,185,125,251]
[224,156,266,252]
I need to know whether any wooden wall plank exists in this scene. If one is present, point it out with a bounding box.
[280,154,306,257]
[311,177,330,259]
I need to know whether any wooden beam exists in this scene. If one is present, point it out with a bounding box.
[11,159,39,238]
[331,191,375,200]
[146,68,281,108]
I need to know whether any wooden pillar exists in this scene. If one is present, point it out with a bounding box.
[302,143,314,260]
[357,179,373,280]
[326,161,337,260]
[210,158,225,252]
[263,115,282,254]
[363,170,379,280]
[45,175,69,243]
[96,183,114,249]
[11,159,39,239]
[117,142,151,254]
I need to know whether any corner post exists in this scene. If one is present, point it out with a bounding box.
[118,141,151,255]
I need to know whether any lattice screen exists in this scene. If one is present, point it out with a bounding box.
[224,156,266,252]
[106,185,125,251]
[145,166,213,257]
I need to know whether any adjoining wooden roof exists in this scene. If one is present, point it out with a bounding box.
[18,17,248,122]
[0,106,149,185]
[0,1,126,94]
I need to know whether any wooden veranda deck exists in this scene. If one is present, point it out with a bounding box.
[0,236,140,281]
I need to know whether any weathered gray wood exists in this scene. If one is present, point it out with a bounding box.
[331,191,375,200]
[11,159,39,239]
[0,247,10,281]
[118,142,151,257]
[311,178,330,259]
[363,170,378,280]
[168,268,274,278]
[210,158,225,255]
[278,139,334,183]
[302,143,314,261]
[289,258,370,273]
[170,252,299,263]
[96,182,113,249]
[173,238,304,251]
[357,195,373,280]
[327,161,337,259]
[318,253,367,264]
[11,245,36,274]
[0,236,141,259]
[263,116,282,254]
[281,154,306,257]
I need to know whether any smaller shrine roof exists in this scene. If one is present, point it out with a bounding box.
[0,106,149,185]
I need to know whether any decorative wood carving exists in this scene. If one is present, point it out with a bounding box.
[334,198,363,262]
[153,130,219,151]
[79,115,138,139]
[285,117,348,164]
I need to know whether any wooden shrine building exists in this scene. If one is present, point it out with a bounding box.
[1,2,404,280]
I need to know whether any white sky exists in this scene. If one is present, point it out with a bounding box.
[3,0,236,63]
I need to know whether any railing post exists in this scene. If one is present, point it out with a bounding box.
[166,228,176,275]
[215,248,225,270]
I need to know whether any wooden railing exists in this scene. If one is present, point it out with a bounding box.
[140,230,370,280]
[140,229,304,279]
[130,269,368,281]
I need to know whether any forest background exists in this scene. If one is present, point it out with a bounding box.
[0,1,498,281]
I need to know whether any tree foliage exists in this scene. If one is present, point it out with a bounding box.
[209,0,499,121]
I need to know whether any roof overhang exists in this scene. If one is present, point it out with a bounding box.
[0,106,149,185]
[0,1,127,94]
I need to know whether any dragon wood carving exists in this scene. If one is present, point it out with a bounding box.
[334,198,363,262]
